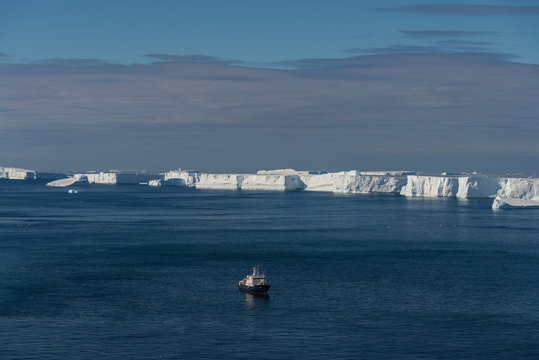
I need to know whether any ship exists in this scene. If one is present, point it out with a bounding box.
[238,266,270,295]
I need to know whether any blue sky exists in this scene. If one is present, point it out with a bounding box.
[2,0,539,65]
[1,1,538,173]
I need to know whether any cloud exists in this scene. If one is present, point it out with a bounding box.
[144,53,240,65]
[379,5,539,15]
[401,30,497,37]
[342,43,497,56]
[0,53,538,173]
[436,39,492,46]
[343,45,443,56]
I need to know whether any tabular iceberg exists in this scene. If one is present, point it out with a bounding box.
[335,175,407,194]
[1,166,67,181]
[298,173,341,192]
[456,176,501,199]
[5,163,539,211]
[298,171,360,192]
[46,175,90,187]
[241,174,302,191]
[163,169,199,186]
[400,176,459,197]
[76,172,159,185]
[1,167,36,180]
[497,178,539,200]
[196,174,245,190]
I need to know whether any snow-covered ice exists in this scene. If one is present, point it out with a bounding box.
[162,169,199,186]
[257,169,327,175]
[335,175,407,194]
[76,172,159,185]
[4,164,539,210]
[400,175,459,197]
[359,171,415,176]
[298,173,341,192]
[241,174,302,191]
[456,176,501,199]
[492,195,539,209]
[497,178,539,200]
[1,167,36,180]
[46,176,90,187]
[196,174,245,190]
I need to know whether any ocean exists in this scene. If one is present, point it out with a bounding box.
[1,181,539,359]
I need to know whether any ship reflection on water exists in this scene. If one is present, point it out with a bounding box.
[239,291,270,308]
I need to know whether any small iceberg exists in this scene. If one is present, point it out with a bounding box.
[68,189,78,194]
[492,195,539,210]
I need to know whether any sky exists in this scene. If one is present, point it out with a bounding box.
[1,0,538,174]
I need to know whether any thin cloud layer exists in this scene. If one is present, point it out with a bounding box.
[144,54,238,65]
[0,53,538,173]
[401,30,497,37]
[380,5,539,15]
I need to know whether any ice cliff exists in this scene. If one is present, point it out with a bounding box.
[456,177,502,199]
[497,178,539,200]
[400,176,460,197]
[1,167,36,180]
[241,174,303,191]
[335,174,407,194]
[5,164,539,209]
[1,167,66,181]
[296,171,406,194]
[400,175,538,200]
[149,169,200,187]
[76,172,159,185]
[196,174,245,190]
[151,169,537,201]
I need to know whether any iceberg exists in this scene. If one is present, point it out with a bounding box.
[400,175,538,201]
[298,173,341,192]
[1,166,67,181]
[335,175,407,194]
[492,195,539,210]
[400,175,459,197]
[240,174,302,191]
[0,166,36,180]
[46,175,90,187]
[76,172,159,185]
[296,171,406,194]
[497,177,539,200]
[161,169,199,186]
[456,176,501,199]
[298,171,358,192]
[5,163,538,207]
[196,174,245,190]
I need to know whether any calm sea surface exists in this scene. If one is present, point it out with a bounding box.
[1,181,539,359]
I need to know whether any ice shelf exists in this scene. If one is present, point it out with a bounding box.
[4,165,539,209]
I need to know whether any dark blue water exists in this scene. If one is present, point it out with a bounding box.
[1,182,539,359]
